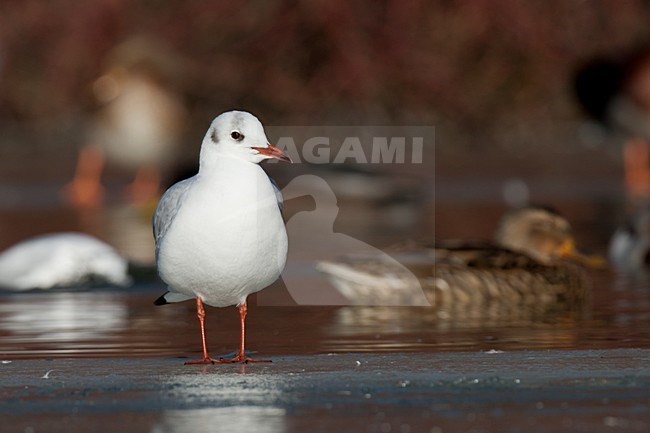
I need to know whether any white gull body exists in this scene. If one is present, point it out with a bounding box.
[154,111,288,307]
[152,110,290,364]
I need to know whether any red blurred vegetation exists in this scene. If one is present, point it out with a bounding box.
[1,0,650,139]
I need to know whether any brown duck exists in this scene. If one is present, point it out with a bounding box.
[317,206,602,313]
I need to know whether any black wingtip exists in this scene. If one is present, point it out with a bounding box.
[153,293,168,306]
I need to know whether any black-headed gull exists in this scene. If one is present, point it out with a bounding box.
[153,110,291,364]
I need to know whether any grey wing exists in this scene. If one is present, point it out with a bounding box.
[152,177,194,251]
[269,176,284,213]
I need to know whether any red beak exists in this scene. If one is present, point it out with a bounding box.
[253,144,292,163]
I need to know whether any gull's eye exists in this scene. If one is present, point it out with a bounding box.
[230,131,244,141]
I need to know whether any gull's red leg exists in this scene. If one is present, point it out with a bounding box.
[219,299,271,363]
[185,296,220,365]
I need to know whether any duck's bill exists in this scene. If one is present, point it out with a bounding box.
[560,238,607,269]
[253,144,292,162]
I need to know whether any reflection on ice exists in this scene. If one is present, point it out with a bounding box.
[159,372,285,405]
[0,292,126,341]
[326,306,583,352]
[153,407,286,433]
[154,372,287,433]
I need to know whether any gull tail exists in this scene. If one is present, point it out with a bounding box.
[154,290,194,305]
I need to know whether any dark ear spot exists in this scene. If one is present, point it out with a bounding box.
[211,127,219,143]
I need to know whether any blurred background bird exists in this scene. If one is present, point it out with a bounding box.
[609,206,650,272]
[62,35,189,209]
[0,232,130,290]
[575,45,650,203]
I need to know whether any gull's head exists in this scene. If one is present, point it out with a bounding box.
[200,110,291,166]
